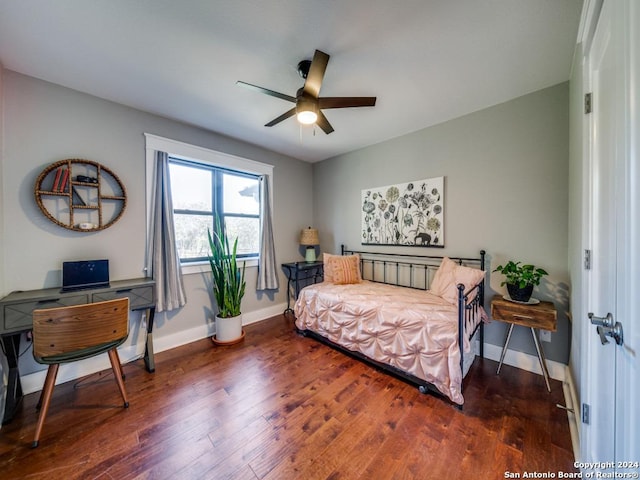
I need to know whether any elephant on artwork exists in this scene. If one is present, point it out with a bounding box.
[414,232,431,246]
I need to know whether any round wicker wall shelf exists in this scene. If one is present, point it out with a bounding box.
[34,159,127,232]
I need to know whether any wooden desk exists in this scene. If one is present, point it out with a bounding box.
[490,294,557,392]
[0,278,156,424]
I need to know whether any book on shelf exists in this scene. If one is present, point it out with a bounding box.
[51,166,63,191]
[59,168,69,192]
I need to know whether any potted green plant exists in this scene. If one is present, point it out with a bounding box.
[208,217,246,344]
[493,260,548,303]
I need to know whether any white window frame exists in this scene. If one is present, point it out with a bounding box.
[144,133,274,275]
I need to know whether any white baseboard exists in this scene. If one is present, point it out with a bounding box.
[151,302,286,353]
[20,302,287,395]
[563,366,581,461]
[480,341,567,382]
[21,344,144,396]
[242,303,287,326]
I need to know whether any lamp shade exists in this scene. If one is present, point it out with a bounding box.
[299,227,319,246]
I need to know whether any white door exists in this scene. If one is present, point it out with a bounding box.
[616,0,640,464]
[583,0,639,468]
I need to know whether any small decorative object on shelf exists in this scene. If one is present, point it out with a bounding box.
[34,159,127,232]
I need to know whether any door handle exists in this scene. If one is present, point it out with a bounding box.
[589,312,624,346]
[589,312,613,327]
[596,325,610,345]
[607,322,624,346]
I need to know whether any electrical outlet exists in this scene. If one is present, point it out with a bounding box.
[539,329,551,342]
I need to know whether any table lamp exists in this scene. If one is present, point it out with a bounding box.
[300,227,319,262]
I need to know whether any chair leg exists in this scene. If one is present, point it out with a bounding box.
[36,390,44,411]
[108,349,129,408]
[32,364,59,448]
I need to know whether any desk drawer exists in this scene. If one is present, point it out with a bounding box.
[2,295,88,333]
[491,301,557,331]
[92,286,154,310]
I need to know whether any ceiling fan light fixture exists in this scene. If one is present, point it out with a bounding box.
[297,109,318,125]
[296,97,318,125]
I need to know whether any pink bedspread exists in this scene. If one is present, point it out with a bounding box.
[294,280,472,404]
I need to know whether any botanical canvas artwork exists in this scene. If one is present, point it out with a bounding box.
[361,176,444,247]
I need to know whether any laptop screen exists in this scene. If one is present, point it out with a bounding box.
[62,260,110,292]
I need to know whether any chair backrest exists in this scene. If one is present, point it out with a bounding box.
[33,298,129,362]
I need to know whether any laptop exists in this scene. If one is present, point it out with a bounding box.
[61,260,110,292]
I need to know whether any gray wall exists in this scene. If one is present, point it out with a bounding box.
[0,66,4,300]
[0,65,5,424]
[313,83,571,364]
[1,69,313,375]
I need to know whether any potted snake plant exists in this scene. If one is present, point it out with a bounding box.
[208,217,246,344]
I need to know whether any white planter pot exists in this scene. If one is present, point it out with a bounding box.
[215,314,243,343]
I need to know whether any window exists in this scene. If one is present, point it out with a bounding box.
[169,158,260,262]
[144,133,274,272]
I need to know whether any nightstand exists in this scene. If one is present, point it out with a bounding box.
[281,261,324,314]
[490,294,557,392]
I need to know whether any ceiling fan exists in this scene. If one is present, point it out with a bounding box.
[237,49,376,134]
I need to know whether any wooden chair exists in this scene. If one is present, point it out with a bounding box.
[31,297,130,447]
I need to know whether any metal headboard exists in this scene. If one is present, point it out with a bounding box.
[341,245,485,294]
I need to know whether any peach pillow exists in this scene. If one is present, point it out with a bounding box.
[430,257,485,304]
[323,253,362,285]
[430,257,457,296]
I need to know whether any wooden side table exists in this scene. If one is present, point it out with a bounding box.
[490,294,557,392]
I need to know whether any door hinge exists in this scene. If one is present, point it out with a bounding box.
[584,249,591,270]
[585,93,593,114]
[582,403,590,425]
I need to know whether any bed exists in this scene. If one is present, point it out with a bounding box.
[294,246,486,406]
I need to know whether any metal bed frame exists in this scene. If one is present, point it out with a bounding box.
[297,245,486,407]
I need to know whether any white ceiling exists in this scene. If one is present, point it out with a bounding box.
[0,0,583,163]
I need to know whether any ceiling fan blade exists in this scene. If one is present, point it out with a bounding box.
[265,107,297,127]
[319,97,377,109]
[236,81,296,103]
[303,50,330,98]
[316,111,334,134]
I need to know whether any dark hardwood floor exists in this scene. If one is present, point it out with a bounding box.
[0,314,577,479]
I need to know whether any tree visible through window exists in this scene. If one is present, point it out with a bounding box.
[169,158,260,262]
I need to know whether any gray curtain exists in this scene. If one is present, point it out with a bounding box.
[256,175,279,290]
[148,151,187,312]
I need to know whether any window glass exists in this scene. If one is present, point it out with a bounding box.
[225,216,260,256]
[223,173,259,215]
[169,158,260,261]
[173,213,212,260]
[169,163,212,211]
